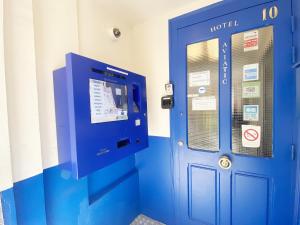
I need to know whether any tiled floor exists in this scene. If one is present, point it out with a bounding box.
[0,199,164,225]
[131,214,165,225]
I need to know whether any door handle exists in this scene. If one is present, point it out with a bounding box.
[218,155,232,170]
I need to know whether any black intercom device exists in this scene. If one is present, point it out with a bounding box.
[161,83,174,109]
[161,96,174,109]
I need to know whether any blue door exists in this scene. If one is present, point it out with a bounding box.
[170,1,296,225]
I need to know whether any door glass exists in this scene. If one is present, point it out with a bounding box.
[187,39,219,151]
[232,26,273,157]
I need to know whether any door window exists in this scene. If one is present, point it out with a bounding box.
[231,26,274,157]
[187,39,219,151]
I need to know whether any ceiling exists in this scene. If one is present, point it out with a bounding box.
[93,0,219,26]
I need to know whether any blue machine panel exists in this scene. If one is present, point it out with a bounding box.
[53,53,148,179]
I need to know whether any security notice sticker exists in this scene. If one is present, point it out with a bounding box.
[189,70,210,87]
[242,81,260,98]
[244,30,259,52]
[242,125,261,148]
[243,105,259,121]
[192,96,216,111]
[243,63,259,81]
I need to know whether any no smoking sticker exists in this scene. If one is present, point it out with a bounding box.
[242,125,261,148]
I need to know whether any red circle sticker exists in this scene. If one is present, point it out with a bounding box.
[243,129,259,141]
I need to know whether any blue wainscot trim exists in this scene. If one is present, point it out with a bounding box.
[43,166,89,225]
[1,136,174,225]
[135,136,175,225]
[1,188,17,225]
[14,174,47,225]
[43,155,140,225]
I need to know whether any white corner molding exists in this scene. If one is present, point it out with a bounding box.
[3,0,43,182]
[0,0,13,191]
[32,0,79,169]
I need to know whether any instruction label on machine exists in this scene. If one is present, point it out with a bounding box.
[242,81,260,98]
[244,30,259,52]
[192,96,216,111]
[89,79,128,123]
[243,63,259,81]
[242,125,261,148]
[115,88,122,95]
[189,70,210,87]
[243,105,259,121]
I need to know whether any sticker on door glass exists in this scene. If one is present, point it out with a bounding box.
[242,125,261,148]
[189,70,210,87]
[187,94,199,98]
[192,96,216,111]
[198,86,206,94]
[244,30,259,52]
[243,63,259,81]
[243,105,259,121]
[242,81,260,98]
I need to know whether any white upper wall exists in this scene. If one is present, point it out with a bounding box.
[77,0,134,70]
[0,0,220,184]
[3,0,43,182]
[131,0,221,137]
[93,0,205,27]
[0,0,13,191]
[32,0,79,169]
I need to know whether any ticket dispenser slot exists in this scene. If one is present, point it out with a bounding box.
[53,53,148,179]
[117,138,130,148]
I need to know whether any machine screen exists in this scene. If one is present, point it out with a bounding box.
[89,79,128,123]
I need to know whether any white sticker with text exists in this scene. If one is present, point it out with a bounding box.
[189,70,210,87]
[192,96,216,111]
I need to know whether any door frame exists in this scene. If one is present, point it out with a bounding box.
[169,0,299,224]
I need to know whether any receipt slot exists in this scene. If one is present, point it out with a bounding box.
[53,53,148,179]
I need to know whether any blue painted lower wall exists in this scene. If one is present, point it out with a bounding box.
[135,136,175,225]
[0,136,174,225]
[1,188,17,225]
[14,174,47,225]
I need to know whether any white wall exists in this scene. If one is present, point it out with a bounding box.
[0,0,13,191]
[0,0,220,185]
[131,0,221,137]
[77,0,134,71]
[32,0,79,169]
[3,0,43,182]
[31,0,135,170]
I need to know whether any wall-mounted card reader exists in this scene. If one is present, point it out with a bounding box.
[161,96,174,109]
[161,83,174,109]
[53,53,148,179]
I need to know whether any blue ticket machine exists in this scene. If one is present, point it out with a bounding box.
[53,53,148,179]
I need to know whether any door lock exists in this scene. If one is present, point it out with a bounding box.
[218,155,232,170]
